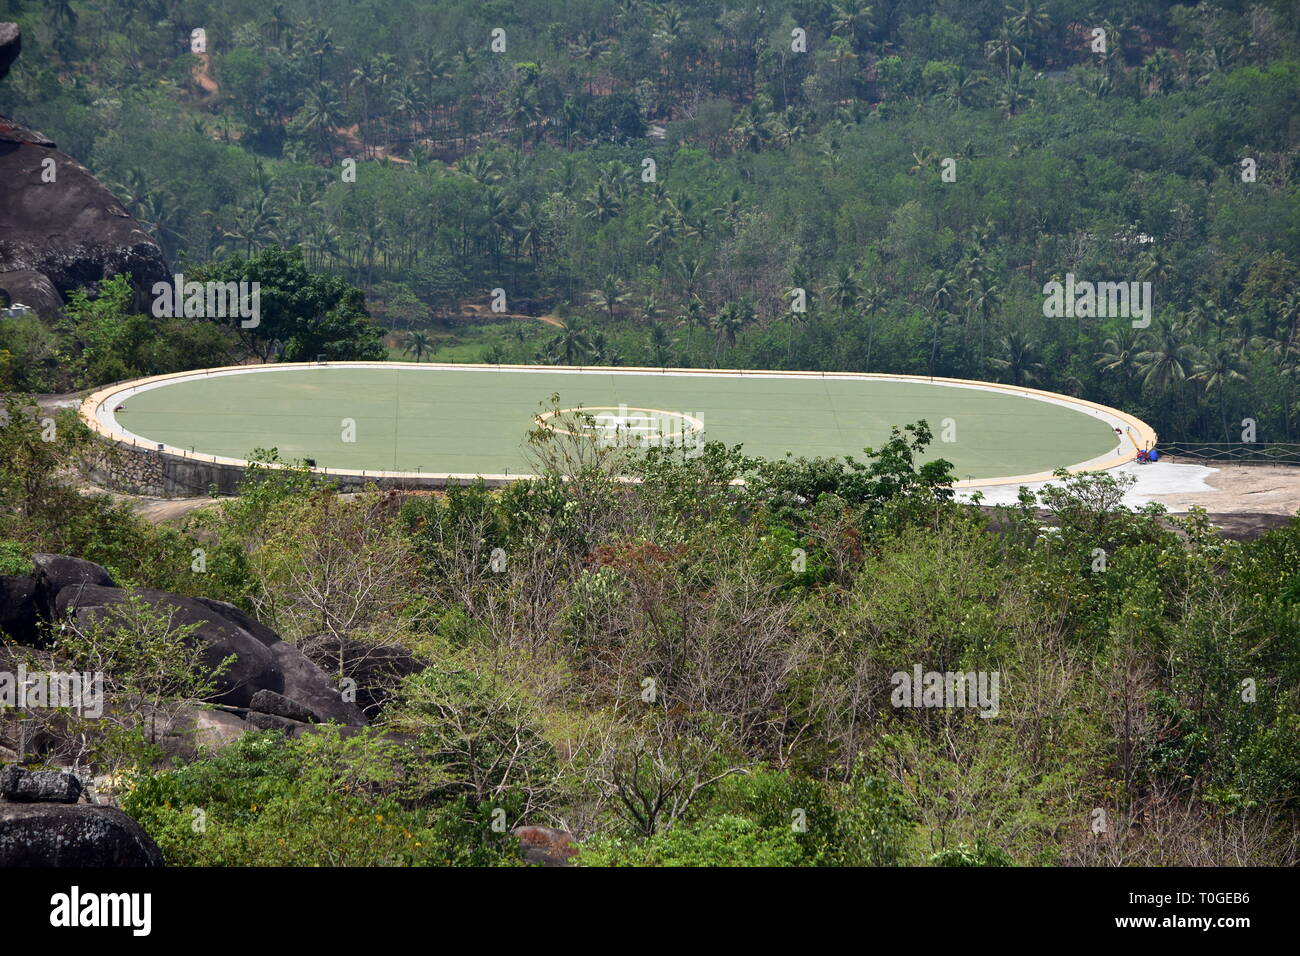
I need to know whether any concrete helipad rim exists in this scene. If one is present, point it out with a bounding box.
[79,361,1158,490]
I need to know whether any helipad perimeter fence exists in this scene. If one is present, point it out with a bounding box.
[1160,442,1300,465]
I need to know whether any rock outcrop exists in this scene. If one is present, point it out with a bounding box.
[57,584,285,710]
[300,633,427,719]
[0,553,368,767]
[0,802,164,866]
[0,765,82,803]
[0,762,165,867]
[0,573,40,645]
[249,688,318,725]
[0,22,18,82]
[0,23,170,316]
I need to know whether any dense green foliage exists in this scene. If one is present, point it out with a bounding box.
[122,729,523,865]
[3,401,1298,865]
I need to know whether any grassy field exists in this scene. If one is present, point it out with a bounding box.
[110,365,1126,479]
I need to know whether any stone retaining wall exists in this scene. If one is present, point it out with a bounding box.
[80,437,506,498]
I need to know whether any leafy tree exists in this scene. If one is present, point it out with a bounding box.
[191,246,385,362]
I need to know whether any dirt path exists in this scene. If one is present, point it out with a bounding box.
[128,496,221,523]
[331,124,411,164]
[460,301,563,328]
[192,52,219,94]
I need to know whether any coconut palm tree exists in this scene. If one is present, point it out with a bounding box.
[349,60,379,156]
[1006,2,1051,62]
[597,161,634,199]
[507,88,543,149]
[729,103,771,154]
[569,30,610,95]
[1193,344,1248,438]
[1136,317,1198,392]
[43,0,77,30]
[769,108,807,147]
[262,3,293,47]
[387,78,421,144]
[944,69,987,109]
[824,266,862,316]
[984,23,1022,78]
[672,252,706,303]
[831,1,875,52]
[711,187,744,230]
[1096,327,1144,381]
[584,181,622,224]
[676,295,707,354]
[909,147,940,175]
[588,329,622,366]
[965,273,1001,361]
[649,323,673,366]
[588,275,629,321]
[301,83,345,160]
[1139,49,1179,95]
[925,269,959,314]
[1137,248,1173,284]
[223,194,279,256]
[135,193,186,255]
[827,36,859,99]
[711,300,754,365]
[646,209,678,259]
[110,168,153,213]
[402,330,436,363]
[356,212,390,285]
[996,69,1034,117]
[1278,289,1300,346]
[516,204,547,268]
[305,221,342,271]
[991,330,1045,386]
[414,52,452,134]
[858,284,887,369]
[540,321,594,365]
[306,26,340,84]
[653,4,684,101]
[667,193,705,240]
[456,153,500,185]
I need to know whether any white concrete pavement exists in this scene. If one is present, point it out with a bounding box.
[957,461,1219,512]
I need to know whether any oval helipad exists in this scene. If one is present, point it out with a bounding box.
[81,362,1155,487]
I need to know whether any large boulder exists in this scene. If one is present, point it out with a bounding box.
[0,573,39,644]
[0,25,169,317]
[249,688,317,725]
[151,704,249,761]
[0,638,253,763]
[31,553,117,591]
[0,803,164,866]
[56,585,282,709]
[0,765,82,803]
[14,553,367,741]
[268,641,366,726]
[193,597,284,647]
[0,22,18,82]
[0,268,62,315]
[300,634,426,719]
[31,553,116,624]
[245,711,313,738]
[197,597,367,726]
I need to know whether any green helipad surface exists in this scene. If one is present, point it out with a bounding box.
[108,364,1125,480]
